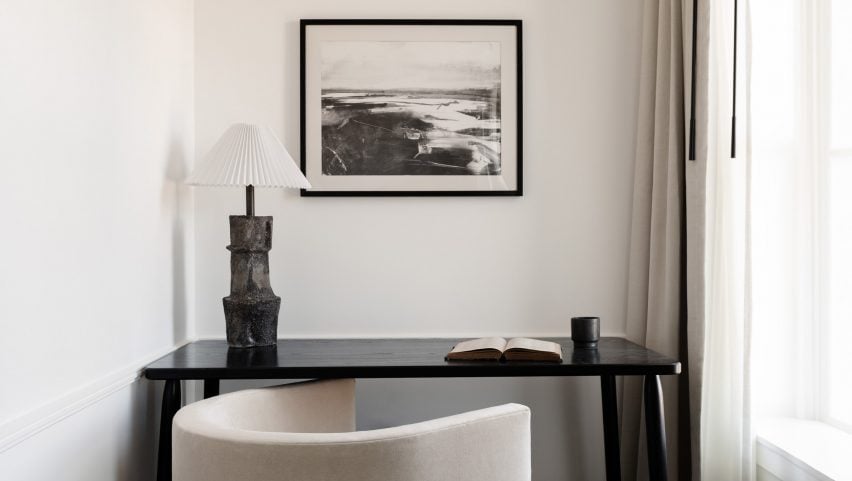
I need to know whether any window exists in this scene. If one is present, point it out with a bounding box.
[825,0,852,431]
[750,0,852,433]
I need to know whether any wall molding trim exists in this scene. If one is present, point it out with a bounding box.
[0,341,189,453]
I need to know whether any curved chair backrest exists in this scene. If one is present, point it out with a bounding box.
[173,379,531,481]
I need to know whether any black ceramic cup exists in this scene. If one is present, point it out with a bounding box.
[571,316,600,349]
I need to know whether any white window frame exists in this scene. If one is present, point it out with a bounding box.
[817,0,852,434]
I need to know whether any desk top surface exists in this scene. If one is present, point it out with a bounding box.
[144,337,680,379]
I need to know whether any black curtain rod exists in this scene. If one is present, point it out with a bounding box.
[688,0,738,160]
[688,0,698,161]
[731,0,738,158]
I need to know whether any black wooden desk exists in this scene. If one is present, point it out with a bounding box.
[145,337,680,481]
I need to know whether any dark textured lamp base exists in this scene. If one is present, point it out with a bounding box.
[224,215,281,348]
[224,296,281,348]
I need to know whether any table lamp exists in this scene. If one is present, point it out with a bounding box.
[186,123,310,348]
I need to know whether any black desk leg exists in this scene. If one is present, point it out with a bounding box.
[643,375,668,481]
[600,375,622,481]
[157,380,181,481]
[203,379,220,399]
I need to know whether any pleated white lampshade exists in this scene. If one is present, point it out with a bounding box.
[186,123,310,188]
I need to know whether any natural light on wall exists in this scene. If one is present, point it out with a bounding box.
[750,0,852,432]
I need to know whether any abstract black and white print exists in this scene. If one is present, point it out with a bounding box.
[320,41,501,176]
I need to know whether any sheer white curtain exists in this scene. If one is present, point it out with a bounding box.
[625,1,751,479]
[747,0,823,423]
[749,0,852,436]
[625,0,833,479]
[704,0,845,478]
[631,0,848,478]
[674,0,758,478]
[700,0,751,478]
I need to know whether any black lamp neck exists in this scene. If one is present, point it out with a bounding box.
[246,184,255,216]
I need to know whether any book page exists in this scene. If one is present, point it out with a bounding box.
[505,337,562,355]
[449,337,508,354]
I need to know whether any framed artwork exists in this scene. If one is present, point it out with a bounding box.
[300,19,522,196]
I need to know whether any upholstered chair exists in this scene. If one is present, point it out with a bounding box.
[173,378,531,481]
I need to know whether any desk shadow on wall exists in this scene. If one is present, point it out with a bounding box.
[115,379,161,481]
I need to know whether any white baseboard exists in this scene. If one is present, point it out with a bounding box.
[0,341,189,453]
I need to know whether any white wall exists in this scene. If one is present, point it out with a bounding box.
[0,1,643,479]
[195,1,643,479]
[0,380,166,481]
[0,0,194,478]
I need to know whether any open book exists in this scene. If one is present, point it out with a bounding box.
[446,337,563,362]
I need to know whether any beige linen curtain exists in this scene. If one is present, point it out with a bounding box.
[622,0,709,480]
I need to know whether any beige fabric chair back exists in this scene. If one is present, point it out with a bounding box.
[173,379,531,481]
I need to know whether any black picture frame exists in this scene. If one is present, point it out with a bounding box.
[300,19,523,197]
